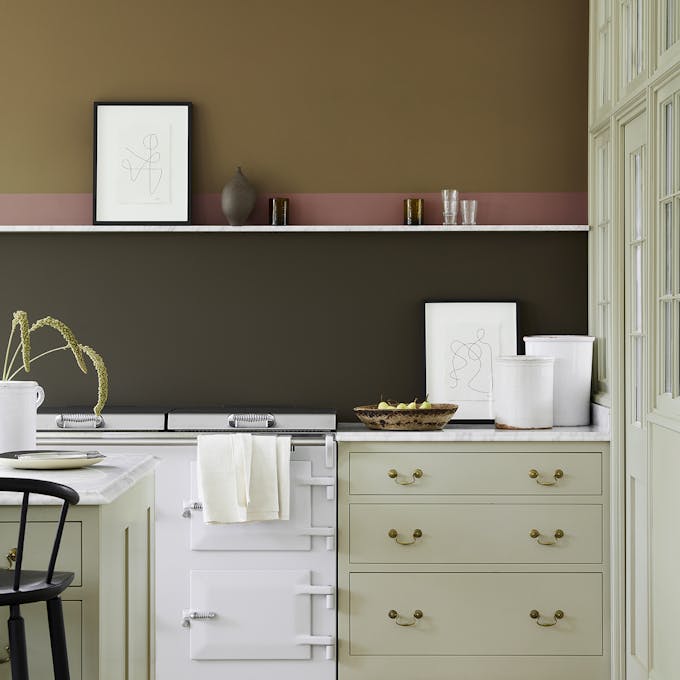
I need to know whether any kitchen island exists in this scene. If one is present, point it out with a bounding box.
[0,454,157,680]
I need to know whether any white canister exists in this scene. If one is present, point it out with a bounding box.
[493,356,554,430]
[524,335,595,426]
[0,381,45,453]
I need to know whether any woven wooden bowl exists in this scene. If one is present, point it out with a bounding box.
[353,404,458,431]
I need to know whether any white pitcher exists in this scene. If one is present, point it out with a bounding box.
[0,381,45,453]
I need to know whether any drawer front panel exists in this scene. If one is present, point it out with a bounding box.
[348,451,602,495]
[349,504,603,564]
[349,572,602,656]
[0,522,81,586]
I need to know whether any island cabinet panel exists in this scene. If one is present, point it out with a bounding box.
[338,440,611,680]
[0,473,154,680]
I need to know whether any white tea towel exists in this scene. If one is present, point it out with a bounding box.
[275,435,291,521]
[197,433,252,523]
[245,435,280,521]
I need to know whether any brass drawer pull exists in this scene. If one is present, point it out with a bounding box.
[387,468,423,485]
[6,548,16,570]
[388,528,423,545]
[530,529,565,545]
[529,609,564,626]
[388,609,423,626]
[528,469,564,486]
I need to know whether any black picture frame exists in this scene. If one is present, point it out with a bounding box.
[93,101,192,225]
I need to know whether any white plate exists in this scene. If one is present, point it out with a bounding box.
[0,450,106,470]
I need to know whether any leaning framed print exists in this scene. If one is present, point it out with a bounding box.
[93,102,192,225]
[424,301,519,421]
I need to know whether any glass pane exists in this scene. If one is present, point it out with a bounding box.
[664,301,673,393]
[599,303,609,381]
[665,202,673,295]
[666,101,673,195]
[666,0,676,49]
[599,143,609,223]
[634,335,643,422]
[633,243,643,333]
[600,224,609,298]
[636,0,643,75]
[598,30,609,107]
[634,151,643,240]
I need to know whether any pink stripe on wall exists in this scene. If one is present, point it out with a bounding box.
[0,192,587,226]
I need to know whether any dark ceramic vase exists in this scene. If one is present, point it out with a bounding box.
[221,166,256,226]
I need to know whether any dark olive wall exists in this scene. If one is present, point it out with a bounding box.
[1,0,588,193]
[0,233,587,419]
[0,1,589,419]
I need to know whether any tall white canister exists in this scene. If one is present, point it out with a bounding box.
[493,356,554,429]
[523,335,595,426]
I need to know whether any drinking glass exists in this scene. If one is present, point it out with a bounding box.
[441,189,459,224]
[460,199,478,225]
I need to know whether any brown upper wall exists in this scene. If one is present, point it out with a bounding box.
[1,0,588,194]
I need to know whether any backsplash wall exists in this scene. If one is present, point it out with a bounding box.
[0,232,587,420]
[0,1,589,419]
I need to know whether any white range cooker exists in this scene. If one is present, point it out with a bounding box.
[37,406,337,680]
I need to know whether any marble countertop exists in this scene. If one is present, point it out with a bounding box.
[0,453,158,505]
[336,423,610,442]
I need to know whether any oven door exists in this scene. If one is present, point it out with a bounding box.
[187,569,333,660]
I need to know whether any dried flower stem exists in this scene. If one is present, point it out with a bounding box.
[79,345,108,416]
[29,317,86,373]
[7,345,69,381]
[2,325,16,380]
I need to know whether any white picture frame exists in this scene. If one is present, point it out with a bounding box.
[94,102,192,225]
[425,301,518,421]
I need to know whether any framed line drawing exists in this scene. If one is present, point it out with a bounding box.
[424,301,518,421]
[93,102,192,225]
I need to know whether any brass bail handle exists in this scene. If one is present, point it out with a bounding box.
[387,468,423,486]
[530,529,565,545]
[528,469,564,486]
[388,609,423,626]
[6,548,16,569]
[388,528,423,545]
[529,609,564,627]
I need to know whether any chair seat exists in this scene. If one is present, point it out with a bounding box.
[0,570,74,606]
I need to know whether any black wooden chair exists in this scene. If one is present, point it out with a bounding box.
[0,478,79,680]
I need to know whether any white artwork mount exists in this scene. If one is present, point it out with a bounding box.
[94,102,191,224]
[425,301,518,421]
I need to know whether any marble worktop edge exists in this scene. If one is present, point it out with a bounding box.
[336,423,610,442]
[0,453,158,505]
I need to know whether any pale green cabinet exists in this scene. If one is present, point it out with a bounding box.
[339,440,610,680]
[0,474,154,680]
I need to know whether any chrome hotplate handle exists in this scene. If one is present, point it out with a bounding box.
[227,413,275,429]
[56,413,104,429]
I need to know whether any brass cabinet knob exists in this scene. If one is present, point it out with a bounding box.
[529,529,565,545]
[6,549,16,570]
[528,469,564,486]
[387,468,423,485]
[529,609,564,626]
[388,528,423,545]
[388,609,423,626]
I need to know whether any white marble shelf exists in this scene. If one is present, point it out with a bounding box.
[337,423,610,442]
[0,224,589,233]
[0,453,158,505]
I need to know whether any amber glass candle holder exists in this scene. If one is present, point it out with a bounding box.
[269,198,289,226]
[404,198,424,226]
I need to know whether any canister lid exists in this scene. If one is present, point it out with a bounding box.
[523,335,595,343]
[494,355,554,365]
